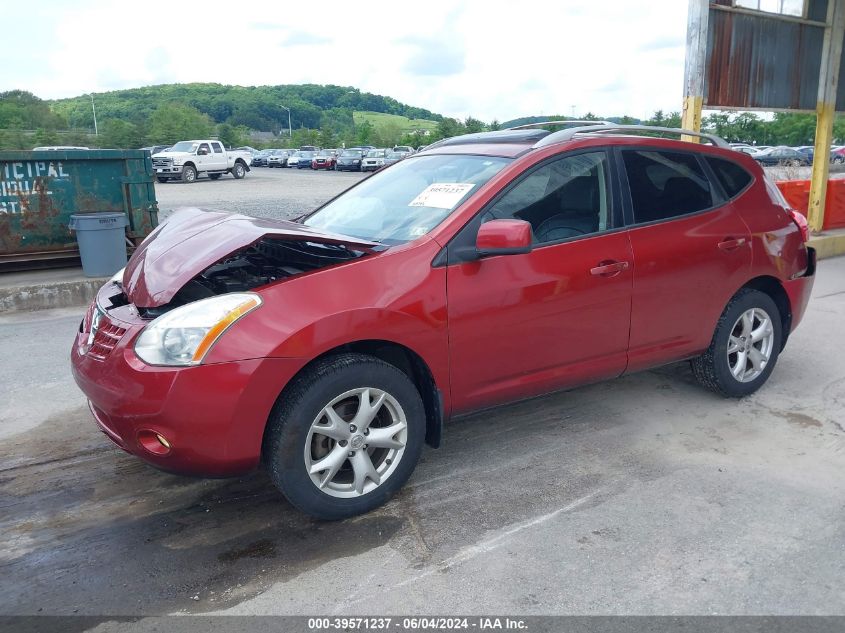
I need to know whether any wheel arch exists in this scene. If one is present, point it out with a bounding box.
[738,275,792,349]
[263,339,444,453]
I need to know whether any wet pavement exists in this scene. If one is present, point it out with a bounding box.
[1,259,844,619]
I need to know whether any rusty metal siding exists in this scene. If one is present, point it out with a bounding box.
[704,7,826,111]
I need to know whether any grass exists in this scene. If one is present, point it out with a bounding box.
[353,111,439,133]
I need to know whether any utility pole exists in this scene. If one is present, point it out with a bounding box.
[280,105,292,138]
[91,93,98,136]
[681,0,708,140]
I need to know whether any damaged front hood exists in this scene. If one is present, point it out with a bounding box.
[124,207,378,308]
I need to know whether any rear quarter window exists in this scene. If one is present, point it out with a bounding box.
[706,157,752,198]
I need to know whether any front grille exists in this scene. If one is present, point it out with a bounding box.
[152,157,172,168]
[88,321,127,361]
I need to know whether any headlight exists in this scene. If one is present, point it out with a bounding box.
[134,293,262,366]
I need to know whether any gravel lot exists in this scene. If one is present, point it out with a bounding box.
[2,165,844,624]
[155,166,367,221]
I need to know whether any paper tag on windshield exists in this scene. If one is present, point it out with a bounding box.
[408,183,475,209]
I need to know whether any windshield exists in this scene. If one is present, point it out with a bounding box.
[170,141,199,152]
[303,154,510,245]
[342,150,363,157]
[367,150,386,158]
[386,152,402,159]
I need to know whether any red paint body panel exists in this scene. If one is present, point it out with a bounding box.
[447,231,633,414]
[71,134,817,478]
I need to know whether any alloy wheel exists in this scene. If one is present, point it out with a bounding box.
[727,307,775,383]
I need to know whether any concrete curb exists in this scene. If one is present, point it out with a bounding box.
[0,276,107,314]
[809,229,845,260]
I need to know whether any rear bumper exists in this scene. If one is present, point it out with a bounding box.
[784,246,816,333]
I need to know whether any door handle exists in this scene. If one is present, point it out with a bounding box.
[591,260,630,277]
[718,237,746,251]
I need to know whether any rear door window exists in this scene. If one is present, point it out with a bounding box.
[622,150,714,223]
[706,157,752,198]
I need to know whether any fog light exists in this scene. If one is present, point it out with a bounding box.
[138,430,172,455]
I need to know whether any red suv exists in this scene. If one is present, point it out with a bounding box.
[71,124,816,519]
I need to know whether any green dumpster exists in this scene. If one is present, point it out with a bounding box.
[0,149,159,271]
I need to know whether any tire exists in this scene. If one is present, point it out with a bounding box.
[691,288,782,398]
[209,173,222,180]
[232,162,246,179]
[156,177,168,183]
[181,165,197,183]
[263,353,425,520]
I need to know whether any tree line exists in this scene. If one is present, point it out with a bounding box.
[1,86,843,151]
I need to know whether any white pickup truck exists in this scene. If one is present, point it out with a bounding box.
[151,140,252,183]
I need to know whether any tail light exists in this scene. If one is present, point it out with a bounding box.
[787,208,810,243]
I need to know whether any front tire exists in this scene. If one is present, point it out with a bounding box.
[691,289,782,398]
[181,166,197,183]
[263,354,425,520]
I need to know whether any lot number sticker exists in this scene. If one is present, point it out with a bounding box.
[408,183,475,209]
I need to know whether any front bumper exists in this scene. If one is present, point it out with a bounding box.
[155,165,184,175]
[70,284,304,477]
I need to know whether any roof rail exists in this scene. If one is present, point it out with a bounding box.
[506,120,615,131]
[533,124,730,149]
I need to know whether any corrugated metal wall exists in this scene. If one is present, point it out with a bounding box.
[704,0,844,111]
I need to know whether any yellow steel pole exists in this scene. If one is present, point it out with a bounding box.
[808,0,845,233]
[681,0,708,142]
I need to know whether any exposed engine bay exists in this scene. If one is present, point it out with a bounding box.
[139,238,367,318]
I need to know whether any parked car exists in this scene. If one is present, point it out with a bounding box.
[252,150,273,167]
[383,151,404,167]
[361,148,387,172]
[286,151,305,168]
[794,146,814,164]
[267,150,291,168]
[152,140,252,182]
[392,146,415,156]
[311,150,337,170]
[296,150,316,168]
[141,145,171,156]
[736,147,762,157]
[831,146,845,164]
[71,125,816,520]
[753,146,810,167]
[336,149,364,171]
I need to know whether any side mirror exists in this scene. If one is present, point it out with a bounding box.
[197,147,208,155]
[476,219,533,257]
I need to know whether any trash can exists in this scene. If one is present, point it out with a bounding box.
[69,212,129,277]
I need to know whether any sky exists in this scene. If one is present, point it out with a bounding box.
[2,0,690,122]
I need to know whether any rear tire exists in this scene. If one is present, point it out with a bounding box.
[232,162,246,179]
[691,289,782,398]
[263,353,425,520]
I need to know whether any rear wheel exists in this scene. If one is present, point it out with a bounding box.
[691,289,782,398]
[232,162,246,179]
[181,165,197,183]
[263,354,425,520]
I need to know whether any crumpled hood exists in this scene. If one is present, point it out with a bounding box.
[123,208,378,308]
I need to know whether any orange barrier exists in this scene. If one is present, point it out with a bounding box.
[775,179,845,230]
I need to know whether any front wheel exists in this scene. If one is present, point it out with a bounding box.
[263,354,425,520]
[181,166,197,183]
[232,162,246,179]
[691,289,782,398]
